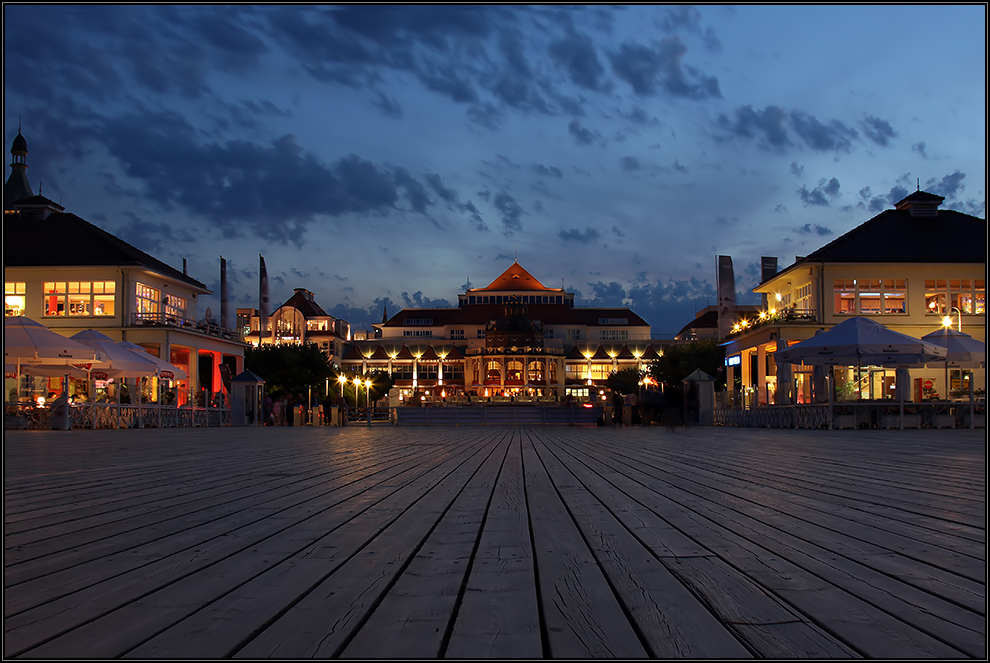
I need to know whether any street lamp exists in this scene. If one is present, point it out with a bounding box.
[365,379,373,409]
[338,374,347,400]
[942,307,963,332]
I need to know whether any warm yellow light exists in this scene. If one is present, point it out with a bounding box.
[759,311,767,319]
[769,308,776,316]
[775,293,783,302]
[942,316,953,327]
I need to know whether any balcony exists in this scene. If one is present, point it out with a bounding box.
[130,312,242,342]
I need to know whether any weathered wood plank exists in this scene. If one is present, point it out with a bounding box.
[444,431,542,659]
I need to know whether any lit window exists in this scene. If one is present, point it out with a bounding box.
[5,282,26,317]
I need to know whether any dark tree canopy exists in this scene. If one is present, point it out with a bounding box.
[650,339,726,391]
[245,343,335,397]
[605,367,644,396]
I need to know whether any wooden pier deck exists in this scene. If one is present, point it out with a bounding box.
[4,426,985,658]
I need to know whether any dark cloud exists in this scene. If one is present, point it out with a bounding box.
[609,37,720,99]
[426,173,490,231]
[912,142,928,159]
[549,29,607,91]
[94,110,446,245]
[619,156,641,171]
[611,225,625,237]
[372,91,403,118]
[559,226,600,243]
[866,184,910,212]
[466,103,503,130]
[861,115,896,147]
[790,162,804,177]
[714,105,790,151]
[493,191,524,234]
[925,171,966,199]
[797,177,841,206]
[568,119,599,145]
[789,111,858,152]
[659,6,722,52]
[532,163,563,178]
[795,223,833,236]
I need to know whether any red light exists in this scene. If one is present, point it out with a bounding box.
[582,403,593,408]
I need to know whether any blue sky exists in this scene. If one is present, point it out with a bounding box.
[4,5,986,335]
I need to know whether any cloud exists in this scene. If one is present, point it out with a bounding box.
[924,171,966,199]
[372,91,403,118]
[619,156,641,171]
[532,163,563,178]
[714,105,790,151]
[558,226,600,243]
[912,142,928,159]
[609,37,721,99]
[795,223,833,236]
[94,110,453,245]
[789,111,858,152]
[797,177,841,206]
[861,115,896,147]
[568,118,599,145]
[548,29,607,91]
[790,162,804,177]
[493,191,524,234]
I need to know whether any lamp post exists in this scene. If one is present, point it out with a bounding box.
[942,307,963,332]
[365,379,372,409]
[338,374,347,400]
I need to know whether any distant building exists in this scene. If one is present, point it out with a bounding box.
[239,288,350,366]
[673,304,761,342]
[4,131,246,405]
[722,191,986,405]
[342,262,668,402]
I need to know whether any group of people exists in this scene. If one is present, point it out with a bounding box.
[261,391,334,426]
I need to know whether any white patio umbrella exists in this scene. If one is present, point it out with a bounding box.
[70,330,159,377]
[4,316,106,365]
[4,316,108,402]
[920,328,985,367]
[116,341,188,380]
[920,327,985,400]
[774,317,947,366]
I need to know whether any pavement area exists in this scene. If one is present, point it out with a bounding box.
[3,425,985,658]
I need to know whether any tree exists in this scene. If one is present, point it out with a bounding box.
[605,367,643,396]
[650,339,726,391]
[245,343,335,397]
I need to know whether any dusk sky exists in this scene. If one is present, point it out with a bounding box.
[4,5,986,336]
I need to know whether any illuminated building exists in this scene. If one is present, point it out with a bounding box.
[722,191,986,405]
[4,131,246,405]
[239,288,350,365]
[341,262,665,402]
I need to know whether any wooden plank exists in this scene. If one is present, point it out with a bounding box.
[5,439,487,658]
[338,430,512,659]
[519,432,648,658]
[444,432,543,658]
[118,434,503,659]
[531,431,753,658]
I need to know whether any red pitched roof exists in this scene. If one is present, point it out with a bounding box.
[470,262,556,292]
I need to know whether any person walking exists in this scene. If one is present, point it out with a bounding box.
[262,392,273,426]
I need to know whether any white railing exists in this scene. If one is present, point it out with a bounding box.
[715,400,984,430]
[4,402,230,430]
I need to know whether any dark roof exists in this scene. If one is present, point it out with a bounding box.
[11,131,27,154]
[764,199,985,285]
[4,212,208,290]
[675,310,718,338]
[275,290,329,318]
[383,303,650,328]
